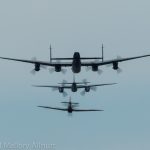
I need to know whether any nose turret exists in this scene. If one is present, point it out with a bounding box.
[72,83,77,92]
[73,52,80,59]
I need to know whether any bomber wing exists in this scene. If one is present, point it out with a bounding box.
[33,85,71,89]
[33,85,59,88]
[81,54,150,66]
[0,57,72,67]
[77,83,117,88]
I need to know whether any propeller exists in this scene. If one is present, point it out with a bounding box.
[80,90,86,96]
[51,87,58,91]
[31,57,47,70]
[30,57,47,75]
[85,60,103,75]
[85,66,92,72]
[91,86,97,92]
[61,68,67,74]
[116,56,123,74]
[68,113,73,117]
[106,63,112,67]
[55,60,67,74]
[49,68,55,74]
[30,69,36,75]
[62,91,68,97]
[82,79,88,85]
[94,60,103,75]
[117,67,123,74]
[117,56,122,59]
[61,80,67,86]
[31,57,37,61]
[97,69,103,75]
[106,56,123,74]
[49,60,67,74]
[49,67,67,74]
[41,65,47,69]
[30,57,37,75]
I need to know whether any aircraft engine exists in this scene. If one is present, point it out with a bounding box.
[34,63,40,71]
[59,87,64,93]
[85,86,90,92]
[55,65,61,72]
[92,65,98,71]
[113,62,118,70]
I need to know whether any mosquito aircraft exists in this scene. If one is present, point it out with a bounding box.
[0,44,150,74]
[33,76,117,96]
[38,97,103,114]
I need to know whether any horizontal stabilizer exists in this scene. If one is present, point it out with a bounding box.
[80,57,102,60]
[61,102,79,105]
[58,82,73,85]
[58,82,90,85]
[73,109,104,112]
[52,57,102,60]
[75,82,90,84]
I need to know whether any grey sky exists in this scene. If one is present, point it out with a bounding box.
[0,0,150,150]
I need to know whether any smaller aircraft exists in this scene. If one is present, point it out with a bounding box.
[38,97,103,114]
[32,76,117,96]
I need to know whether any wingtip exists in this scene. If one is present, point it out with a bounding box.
[113,83,117,85]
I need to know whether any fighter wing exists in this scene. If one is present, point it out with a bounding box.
[81,54,150,66]
[0,57,72,67]
[73,109,104,112]
[33,85,71,89]
[38,106,67,111]
[77,83,117,88]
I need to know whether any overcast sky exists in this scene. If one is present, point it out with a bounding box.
[0,0,150,150]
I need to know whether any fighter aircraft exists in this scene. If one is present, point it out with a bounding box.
[38,97,103,114]
[33,76,117,96]
[0,44,150,74]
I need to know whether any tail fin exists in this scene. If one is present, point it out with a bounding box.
[50,44,52,63]
[102,44,104,62]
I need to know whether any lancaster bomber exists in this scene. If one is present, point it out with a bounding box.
[0,45,150,74]
[33,76,117,96]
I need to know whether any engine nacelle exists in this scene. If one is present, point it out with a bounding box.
[92,65,98,71]
[35,63,40,71]
[113,62,118,70]
[59,87,64,93]
[85,86,90,92]
[55,65,61,72]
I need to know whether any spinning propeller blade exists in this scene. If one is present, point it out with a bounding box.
[30,69,36,75]
[91,86,97,91]
[62,91,68,97]
[80,90,86,96]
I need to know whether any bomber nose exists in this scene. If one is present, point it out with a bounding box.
[73,52,80,59]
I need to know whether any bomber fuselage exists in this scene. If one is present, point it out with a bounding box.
[72,52,81,73]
